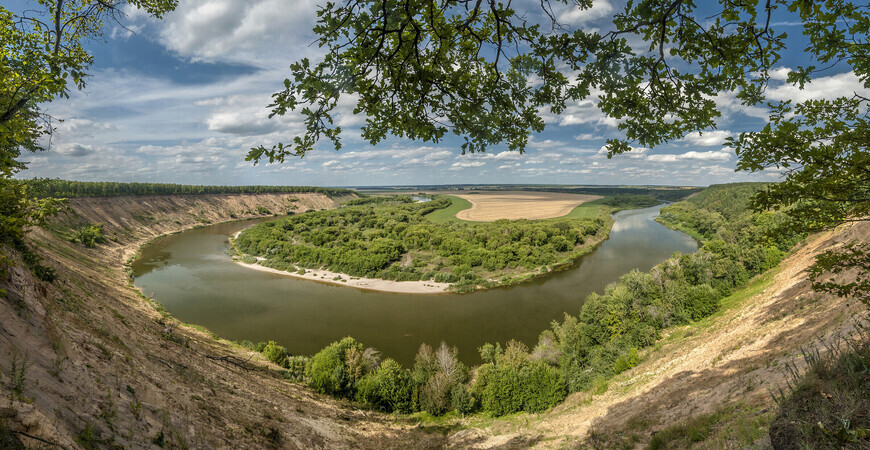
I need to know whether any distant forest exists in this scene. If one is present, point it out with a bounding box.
[19,179,354,198]
[359,184,703,202]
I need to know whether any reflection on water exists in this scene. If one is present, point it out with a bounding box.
[131,204,697,366]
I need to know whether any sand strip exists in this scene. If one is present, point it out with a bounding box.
[233,260,449,294]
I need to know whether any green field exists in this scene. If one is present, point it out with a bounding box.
[422,195,473,223]
[561,198,609,219]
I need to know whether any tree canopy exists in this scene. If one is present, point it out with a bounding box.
[1,0,177,273]
[253,0,869,303]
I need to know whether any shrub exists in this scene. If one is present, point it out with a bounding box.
[451,384,475,415]
[262,341,288,367]
[306,337,363,397]
[74,224,107,248]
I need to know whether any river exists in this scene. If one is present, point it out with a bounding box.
[131,204,697,366]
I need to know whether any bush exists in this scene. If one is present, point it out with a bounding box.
[306,337,363,397]
[359,358,413,413]
[74,224,107,248]
[262,341,288,367]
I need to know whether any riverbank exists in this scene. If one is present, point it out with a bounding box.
[235,259,451,294]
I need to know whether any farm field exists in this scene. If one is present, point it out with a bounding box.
[448,191,602,221]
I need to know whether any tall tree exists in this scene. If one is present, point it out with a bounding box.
[253,0,869,303]
[1,0,177,268]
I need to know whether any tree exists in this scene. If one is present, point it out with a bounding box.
[1,0,177,270]
[253,0,869,304]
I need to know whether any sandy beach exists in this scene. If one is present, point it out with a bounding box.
[231,230,448,293]
[233,260,450,294]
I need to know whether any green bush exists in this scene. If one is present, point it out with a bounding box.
[74,224,107,248]
[356,358,413,413]
[262,341,289,367]
[306,337,362,398]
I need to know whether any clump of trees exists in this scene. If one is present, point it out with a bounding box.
[235,195,608,291]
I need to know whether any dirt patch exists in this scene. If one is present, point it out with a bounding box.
[450,191,601,221]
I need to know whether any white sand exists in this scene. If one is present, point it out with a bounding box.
[234,260,450,294]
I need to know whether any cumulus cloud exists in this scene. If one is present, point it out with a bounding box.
[646,150,732,162]
[768,71,870,103]
[557,0,613,25]
[679,130,733,147]
[154,0,320,65]
[54,143,96,157]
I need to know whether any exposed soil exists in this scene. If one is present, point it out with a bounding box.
[450,191,602,221]
[444,220,869,448]
[0,193,448,448]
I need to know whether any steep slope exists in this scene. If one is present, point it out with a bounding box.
[0,193,445,448]
[447,220,868,448]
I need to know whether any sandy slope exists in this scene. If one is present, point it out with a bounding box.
[0,193,445,448]
[447,220,869,448]
[452,191,602,221]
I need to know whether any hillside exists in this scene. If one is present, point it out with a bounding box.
[0,192,447,448]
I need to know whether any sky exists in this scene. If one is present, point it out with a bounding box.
[15,0,869,187]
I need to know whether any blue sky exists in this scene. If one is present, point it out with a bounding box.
[18,0,869,187]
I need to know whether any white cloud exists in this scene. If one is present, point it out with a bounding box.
[646,150,732,162]
[154,0,320,65]
[557,1,613,25]
[679,130,733,147]
[768,71,870,103]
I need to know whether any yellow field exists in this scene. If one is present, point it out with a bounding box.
[449,191,602,221]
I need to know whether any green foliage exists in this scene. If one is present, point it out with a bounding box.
[355,358,413,413]
[549,184,799,393]
[474,358,566,417]
[21,178,352,198]
[601,195,660,210]
[73,224,107,248]
[305,337,363,398]
[236,195,606,290]
[261,341,289,367]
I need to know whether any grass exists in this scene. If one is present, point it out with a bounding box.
[423,195,473,223]
[560,197,610,219]
[769,320,870,449]
[646,404,773,449]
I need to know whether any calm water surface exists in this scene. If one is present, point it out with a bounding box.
[132,204,697,366]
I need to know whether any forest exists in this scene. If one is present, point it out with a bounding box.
[19,178,354,198]
[244,183,804,418]
[234,195,611,291]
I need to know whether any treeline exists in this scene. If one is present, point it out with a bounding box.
[19,178,353,198]
[601,194,661,210]
[249,183,804,418]
[235,196,608,291]
[385,184,702,202]
[525,186,701,202]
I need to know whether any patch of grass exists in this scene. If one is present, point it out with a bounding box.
[647,404,772,449]
[770,321,870,449]
[561,197,610,219]
[423,195,473,223]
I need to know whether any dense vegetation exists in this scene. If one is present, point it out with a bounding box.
[242,183,802,418]
[235,195,609,291]
[20,178,353,198]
